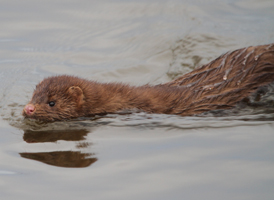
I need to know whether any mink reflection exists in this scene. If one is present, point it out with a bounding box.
[20,151,97,168]
[20,129,97,168]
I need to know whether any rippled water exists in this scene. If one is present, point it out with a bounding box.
[1,0,274,199]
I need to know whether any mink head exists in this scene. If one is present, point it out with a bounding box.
[23,76,85,121]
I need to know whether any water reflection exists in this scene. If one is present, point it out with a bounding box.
[20,151,97,168]
[23,129,89,143]
[20,129,98,168]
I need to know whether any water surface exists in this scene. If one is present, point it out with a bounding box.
[0,0,274,199]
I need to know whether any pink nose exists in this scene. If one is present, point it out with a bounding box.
[24,104,35,115]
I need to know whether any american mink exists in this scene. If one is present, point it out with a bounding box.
[23,44,274,121]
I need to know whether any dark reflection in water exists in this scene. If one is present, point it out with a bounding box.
[20,151,97,168]
[21,129,98,168]
[23,129,89,143]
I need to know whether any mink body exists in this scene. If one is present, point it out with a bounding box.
[23,44,274,121]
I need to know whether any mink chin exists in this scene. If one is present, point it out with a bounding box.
[23,43,274,122]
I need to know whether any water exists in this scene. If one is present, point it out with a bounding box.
[0,0,274,199]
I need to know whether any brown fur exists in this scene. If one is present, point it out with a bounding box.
[23,44,274,121]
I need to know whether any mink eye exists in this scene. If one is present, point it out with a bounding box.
[48,101,55,107]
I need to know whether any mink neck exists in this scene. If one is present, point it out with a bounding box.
[81,81,183,115]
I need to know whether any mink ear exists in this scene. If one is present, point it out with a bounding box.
[68,86,84,106]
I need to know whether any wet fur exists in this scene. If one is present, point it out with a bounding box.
[23,44,274,121]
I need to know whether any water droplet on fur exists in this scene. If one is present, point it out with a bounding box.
[203,85,212,90]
